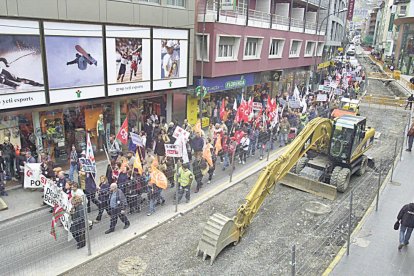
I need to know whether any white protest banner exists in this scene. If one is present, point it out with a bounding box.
[317,93,328,102]
[252,102,262,111]
[165,144,182,157]
[131,132,144,147]
[24,163,45,189]
[59,192,72,235]
[173,126,190,140]
[318,85,325,91]
[329,82,338,89]
[174,136,189,163]
[43,179,61,207]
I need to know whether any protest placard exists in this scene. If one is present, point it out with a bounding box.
[317,93,328,102]
[165,144,182,157]
[252,102,263,111]
[130,132,144,147]
[24,163,45,189]
[43,179,61,207]
[288,99,301,109]
[173,126,190,140]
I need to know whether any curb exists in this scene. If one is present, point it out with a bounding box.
[59,148,285,275]
[0,204,48,224]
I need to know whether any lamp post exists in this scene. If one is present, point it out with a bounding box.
[313,8,348,90]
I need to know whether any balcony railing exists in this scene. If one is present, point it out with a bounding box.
[198,0,325,35]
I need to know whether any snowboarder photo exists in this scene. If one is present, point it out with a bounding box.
[0,35,44,94]
[66,45,98,71]
[45,36,104,90]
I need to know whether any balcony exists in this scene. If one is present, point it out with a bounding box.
[198,0,326,35]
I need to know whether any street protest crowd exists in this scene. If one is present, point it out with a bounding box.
[0,56,366,249]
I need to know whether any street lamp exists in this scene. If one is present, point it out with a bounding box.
[313,8,348,90]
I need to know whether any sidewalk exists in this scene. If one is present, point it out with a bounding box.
[0,160,108,222]
[327,149,414,275]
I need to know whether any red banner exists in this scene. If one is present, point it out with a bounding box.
[347,0,355,21]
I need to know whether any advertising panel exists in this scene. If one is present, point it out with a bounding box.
[0,18,47,110]
[152,28,188,90]
[43,22,105,103]
[106,25,151,96]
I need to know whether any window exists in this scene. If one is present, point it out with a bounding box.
[196,34,209,61]
[167,0,185,7]
[316,42,324,56]
[269,38,285,58]
[399,5,407,16]
[305,41,316,57]
[243,37,263,59]
[216,35,241,61]
[139,0,160,3]
[245,38,257,56]
[289,40,302,57]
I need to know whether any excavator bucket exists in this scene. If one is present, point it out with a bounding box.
[280,172,337,200]
[196,213,240,265]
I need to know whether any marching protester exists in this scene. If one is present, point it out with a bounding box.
[95,176,110,223]
[105,183,130,234]
[176,163,194,203]
[85,172,100,213]
[0,150,7,196]
[70,195,86,249]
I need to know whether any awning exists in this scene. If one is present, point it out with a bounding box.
[394,17,414,26]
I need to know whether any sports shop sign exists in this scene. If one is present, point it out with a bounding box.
[195,73,256,93]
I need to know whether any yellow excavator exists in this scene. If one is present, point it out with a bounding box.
[196,115,375,264]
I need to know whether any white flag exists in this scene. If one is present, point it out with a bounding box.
[233,99,237,110]
[294,86,301,101]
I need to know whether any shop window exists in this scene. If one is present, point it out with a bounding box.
[39,104,114,166]
[216,35,241,62]
[196,34,209,61]
[289,40,302,58]
[269,38,285,58]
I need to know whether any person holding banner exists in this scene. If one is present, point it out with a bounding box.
[70,195,86,249]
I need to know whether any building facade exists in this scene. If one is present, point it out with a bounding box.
[0,0,194,165]
[325,0,348,57]
[192,0,331,126]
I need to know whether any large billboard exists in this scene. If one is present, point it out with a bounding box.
[43,22,105,103]
[0,18,46,110]
[152,28,188,91]
[105,25,151,96]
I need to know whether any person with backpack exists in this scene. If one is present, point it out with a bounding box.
[396,202,414,250]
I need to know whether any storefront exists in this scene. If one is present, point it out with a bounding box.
[395,18,414,75]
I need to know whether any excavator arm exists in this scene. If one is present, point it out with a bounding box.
[197,118,333,264]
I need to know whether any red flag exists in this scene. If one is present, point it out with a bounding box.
[247,97,253,114]
[50,205,64,240]
[116,117,129,145]
[219,100,226,120]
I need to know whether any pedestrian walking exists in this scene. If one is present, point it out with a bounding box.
[405,94,414,110]
[406,122,414,152]
[192,155,206,193]
[397,202,414,250]
[279,117,290,147]
[105,183,130,234]
[85,173,100,213]
[70,195,86,249]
